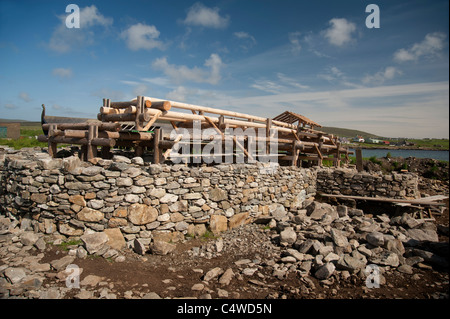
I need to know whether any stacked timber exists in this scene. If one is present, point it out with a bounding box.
[39,95,351,166]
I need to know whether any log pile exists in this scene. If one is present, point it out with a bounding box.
[38,95,351,166]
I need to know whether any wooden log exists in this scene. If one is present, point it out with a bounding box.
[318,193,445,206]
[135,96,298,129]
[38,135,115,147]
[145,100,171,111]
[86,125,98,160]
[109,100,138,109]
[143,108,297,135]
[99,112,136,122]
[42,123,120,132]
[142,110,163,131]
[153,128,162,164]
[48,124,57,158]
[355,148,363,172]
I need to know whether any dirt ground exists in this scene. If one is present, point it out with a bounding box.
[38,201,449,301]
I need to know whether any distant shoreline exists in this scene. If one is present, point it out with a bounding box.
[347,144,449,151]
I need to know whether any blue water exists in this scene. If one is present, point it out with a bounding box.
[349,148,449,162]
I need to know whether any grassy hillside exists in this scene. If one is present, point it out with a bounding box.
[320,126,383,139]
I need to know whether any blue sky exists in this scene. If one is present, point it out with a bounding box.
[0,0,448,138]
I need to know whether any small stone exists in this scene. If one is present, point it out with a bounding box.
[20,231,40,246]
[219,268,234,286]
[315,262,335,280]
[4,267,27,284]
[191,283,205,291]
[330,228,349,247]
[366,232,385,247]
[397,264,413,274]
[280,227,297,245]
[151,240,176,255]
[50,255,76,272]
[133,238,147,255]
[80,232,109,255]
[204,267,224,282]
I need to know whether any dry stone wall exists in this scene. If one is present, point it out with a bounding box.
[0,148,316,244]
[316,168,419,199]
[0,148,419,245]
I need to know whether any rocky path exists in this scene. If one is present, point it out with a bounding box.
[1,199,448,299]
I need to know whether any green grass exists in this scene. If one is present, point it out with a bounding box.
[56,239,83,251]
[408,138,449,149]
[0,126,47,149]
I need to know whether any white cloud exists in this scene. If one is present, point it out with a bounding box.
[152,53,223,85]
[362,66,402,85]
[19,92,32,102]
[4,103,17,109]
[120,23,165,51]
[394,32,447,63]
[288,31,302,55]
[323,18,356,47]
[166,86,192,101]
[318,66,361,88]
[251,80,283,94]
[277,73,310,90]
[183,2,229,29]
[251,73,310,94]
[217,81,448,138]
[52,68,73,79]
[233,32,257,51]
[48,5,112,53]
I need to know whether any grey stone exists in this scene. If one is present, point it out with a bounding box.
[209,188,228,202]
[50,255,76,271]
[280,227,297,245]
[369,250,400,267]
[315,262,335,280]
[151,240,176,255]
[407,228,439,243]
[4,267,27,284]
[366,231,385,247]
[113,155,131,163]
[20,231,40,246]
[133,238,146,255]
[219,268,235,286]
[330,228,349,248]
[80,232,109,255]
[204,267,224,281]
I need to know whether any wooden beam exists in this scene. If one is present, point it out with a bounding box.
[142,110,163,131]
[43,123,121,132]
[318,193,446,206]
[355,148,363,172]
[145,100,171,111]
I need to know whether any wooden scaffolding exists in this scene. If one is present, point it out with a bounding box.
[38,95,352,166]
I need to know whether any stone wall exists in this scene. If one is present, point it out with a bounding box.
[0,148,419,246]
[316,168,419,199]
[0,149,316,244]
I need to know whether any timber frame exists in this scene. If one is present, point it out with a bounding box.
[39,95,352,166]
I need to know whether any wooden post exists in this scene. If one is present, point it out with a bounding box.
[266,118,272,156]
[355,148,363,172]
[86,124,98,161]
[153,128,161,164]
[135,96,143,131]
[48,124,57,158]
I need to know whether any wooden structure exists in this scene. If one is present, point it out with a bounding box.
[38,96,352,166]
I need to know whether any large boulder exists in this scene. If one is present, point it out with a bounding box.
[128,204,158,225]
